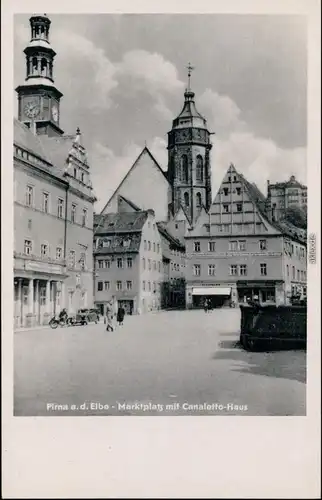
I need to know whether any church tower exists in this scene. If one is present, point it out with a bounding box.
[167,64,212,224]
[15,14,64,137]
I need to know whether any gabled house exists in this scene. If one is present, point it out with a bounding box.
[185,164,307,309]
[93,210,163,314]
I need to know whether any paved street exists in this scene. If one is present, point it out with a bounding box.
[14,309,306,416]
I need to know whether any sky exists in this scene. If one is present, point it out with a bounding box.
[14,13,307,212]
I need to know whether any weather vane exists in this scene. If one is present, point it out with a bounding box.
[186,62,195,90]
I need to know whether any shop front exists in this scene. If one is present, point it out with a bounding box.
[192,287,232,309]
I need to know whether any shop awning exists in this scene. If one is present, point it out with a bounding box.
[192,287,231,296]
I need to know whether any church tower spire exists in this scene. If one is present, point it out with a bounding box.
[15,14,64,136]
[167,64,213,224]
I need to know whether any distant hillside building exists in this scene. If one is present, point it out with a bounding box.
[185,164,307,308]
[266,175,307,222]
[14,14,96,328]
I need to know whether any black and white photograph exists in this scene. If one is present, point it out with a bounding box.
[12,11,310,418]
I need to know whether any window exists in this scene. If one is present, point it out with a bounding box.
[196,156,203,181]
[73,167,77,178]
[24,239,32,255]
[142,280,146,291]
[79,252,86,270]
[223,224,230,232]
[208,264,216,276]
[157,243,160,253]
[238,240,246,251]
[82,208,87,227]
[233,175,237,182]
[41,243,49,257]
[239,265,247,276]
[236,187,241,195]
[292,266,295,279]
[126,281,132,291]
[26,185,34,207]
[98,260,104,269]
[229,241,238,251]
[286,265,289,278]
[42,192,49,213]
[153,242,155,252]
[116,281,122,291]
[148,281,151,291]
[56,247,62,260]
[208,241,216,252]
[148,241,151,251]
[260,263,267,276]
[104,260,111,269]
[71,203,77,223]
[223,187,229,196]
[153,224,156,230]
[196,192,202,207]
[39,287,46,306]
[81,172,84,183]
[57,198,64,219]
[103,239,111,248]
[158,261,161,272]
[144,240,147,250]
[223,204,229,213]
[148,259,151,270]
[259,240,267,250]
[68,250,76,268]
[297,270,300,281]
[184,192,190,207]
[97,281,103,291]
[181,155,189,182]
[104,281,110,291]
[194,241,201,252]
[117,258,123,269]
[230,265,238,276]
[236,203,242,212]
[262,289,275,303]
[142,258,146,270]
[193,264,201,276]
[127,257,133,268]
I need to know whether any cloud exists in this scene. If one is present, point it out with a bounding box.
[211,132,306,200]
[117,49,184,94]
[197,89,306,200]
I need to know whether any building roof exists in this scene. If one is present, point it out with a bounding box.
[172,88,208,130]
[157,222,185,250]
[118,194,141,212]
[100,146,169,215]
[14,118,51,163]
[94,233,142,255]
[94,211,149,234]
[269,175,307,190]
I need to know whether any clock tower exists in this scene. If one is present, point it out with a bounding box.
[167,64,212,224]
[15,14,64,137]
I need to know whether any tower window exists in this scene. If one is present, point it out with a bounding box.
[196,192,202,207]
[184,192,190,207]
[32,57,38,75]
[181,155,189,182]
[41,58,47,77]
[196,155,204,181]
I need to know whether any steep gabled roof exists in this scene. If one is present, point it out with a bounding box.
[118,195,141,212]
[100,146,169,215]
[157,222,185,250]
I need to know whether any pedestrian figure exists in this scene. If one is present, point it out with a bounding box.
[105,302,114,332]
[117,305,125,326]
[204,298,208,313]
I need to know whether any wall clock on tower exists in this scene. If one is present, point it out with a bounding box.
[52,105,59,122]
[24,101,40,119]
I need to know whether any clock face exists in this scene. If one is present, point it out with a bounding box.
[24,101,40,119]
[52,105,59,122]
